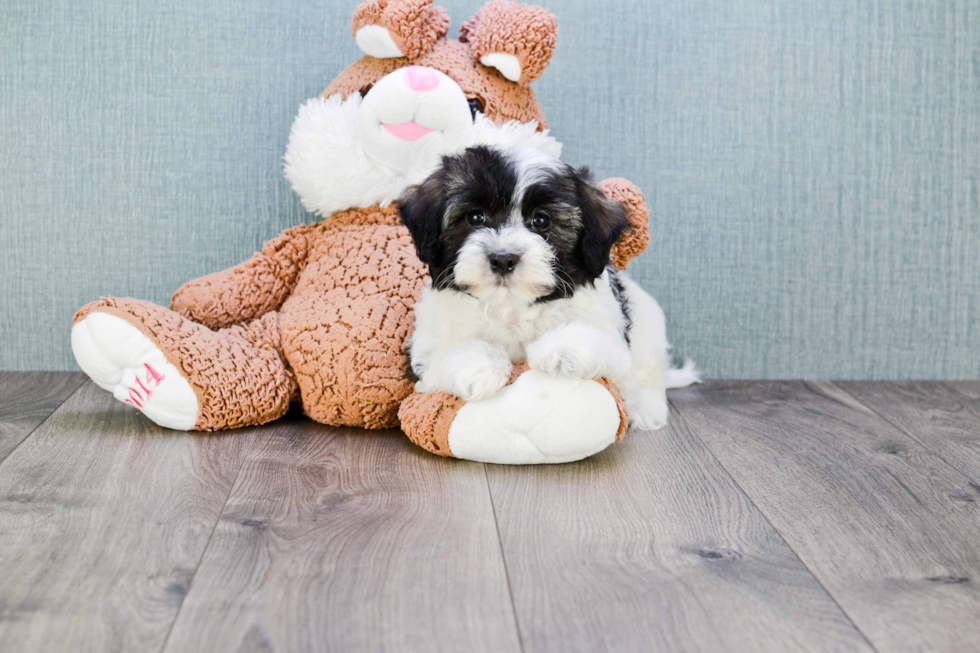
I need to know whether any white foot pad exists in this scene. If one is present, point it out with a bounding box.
[447,370,622,464]
[71,312,199,430]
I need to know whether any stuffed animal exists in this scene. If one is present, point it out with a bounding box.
[71,0,659,464]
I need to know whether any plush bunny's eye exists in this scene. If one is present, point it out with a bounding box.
[466,210,487,226]
[467,97,485,120]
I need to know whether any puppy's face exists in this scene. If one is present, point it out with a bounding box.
[399,146,630,306]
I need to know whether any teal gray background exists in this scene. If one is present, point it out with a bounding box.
[2,0,978,377]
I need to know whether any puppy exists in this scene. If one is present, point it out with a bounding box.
[399,145,687,430]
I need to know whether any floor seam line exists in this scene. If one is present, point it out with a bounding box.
[484,464,526,653]
[0,374,88,470]
[668,397,883,653]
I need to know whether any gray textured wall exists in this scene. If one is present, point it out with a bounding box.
[1,0,978,377]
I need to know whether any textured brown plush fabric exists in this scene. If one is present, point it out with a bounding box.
[178,204,425,430]
[277,206,425,429]
[460,0,557,85]
[600,178,651,270]
[398,391,464,457]
[171,223,322,330]
[352,0,451,59]
[507,360,532,383]
[594,376,629,441]
[325,38,548,129]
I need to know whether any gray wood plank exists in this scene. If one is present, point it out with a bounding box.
[162,421,521,653]
[0,371,85,463]
[670,381,980,653]
[485,407,874,653]
[837,381,980,484]
[947,382,980,402]
[0,380,254,653]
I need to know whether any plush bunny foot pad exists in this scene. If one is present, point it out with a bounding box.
[448,371,624,464]
[400,364,629,464]
[71,312,199,430]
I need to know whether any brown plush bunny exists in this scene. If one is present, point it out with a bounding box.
[71,0,650,464]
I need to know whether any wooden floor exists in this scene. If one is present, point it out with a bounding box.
[1,373,978,652]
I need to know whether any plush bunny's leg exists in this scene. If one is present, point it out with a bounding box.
[399,363,628,464]
[72,298,296,431]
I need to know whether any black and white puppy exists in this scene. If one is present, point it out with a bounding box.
[399,145,679,430]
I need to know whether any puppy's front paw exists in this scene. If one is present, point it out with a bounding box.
[416,342,513,401]
[452,360,512,401]
[527,331,601,380]
[628,388,669,431]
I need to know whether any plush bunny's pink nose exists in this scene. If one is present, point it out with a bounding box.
[404,66,439,92]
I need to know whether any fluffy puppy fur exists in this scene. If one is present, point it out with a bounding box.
[400,145,679,430]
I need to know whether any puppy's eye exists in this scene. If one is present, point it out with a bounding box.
[466,210,487,226]
[467,97,485,120]
[531,212,551,231]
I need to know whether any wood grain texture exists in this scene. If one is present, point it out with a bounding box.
[485,407,874,653]
[837,381,980,484]
[162,420,521,653]
[0,371,85,463]
[947,382,980,402]
[0,380,254,652]
[4,376,980,651]
[671,381,980,653]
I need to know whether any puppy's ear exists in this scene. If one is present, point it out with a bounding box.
[575,167,631,279]
[399,175,446,267]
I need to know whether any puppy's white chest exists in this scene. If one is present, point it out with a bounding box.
[479,304,547,359]
[495,306,530,330]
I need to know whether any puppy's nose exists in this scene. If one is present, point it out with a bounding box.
[404,66,439,92]
[489,252,520,276]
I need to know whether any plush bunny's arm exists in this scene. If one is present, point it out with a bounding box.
[170,223,322,330]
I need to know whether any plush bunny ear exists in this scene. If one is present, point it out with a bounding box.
[352,0,450,59]
[459,0,557,85]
